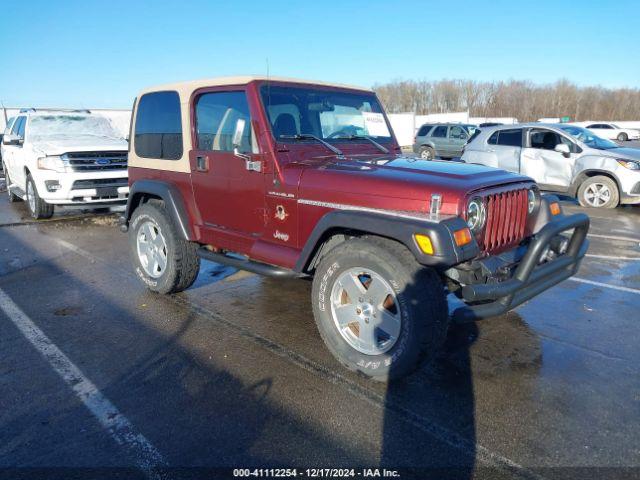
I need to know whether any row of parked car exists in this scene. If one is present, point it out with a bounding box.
[413,121,640,208]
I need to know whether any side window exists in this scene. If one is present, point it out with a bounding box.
[432,125,447,138]
[496,129,522,147]
[530,129,561,151]
[195,91,254,153]
[602,124,613,129]
[4,117,15,135]
[417,125,432,137]
[586,124,599,128]
[488,131,499,145]
[449,125,467,139]
[134,91,183,160]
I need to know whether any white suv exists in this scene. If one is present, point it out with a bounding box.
[1,110,129,219]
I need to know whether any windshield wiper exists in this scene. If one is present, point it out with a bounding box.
[280,134,343,156]
[344,134,389,154]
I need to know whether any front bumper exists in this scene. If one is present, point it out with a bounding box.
[451,212,590,322]
[36,170,129,205]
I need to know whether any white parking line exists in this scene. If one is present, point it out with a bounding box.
[588,233,640,243]
[569,277,640,295]
[0,288,166,479]
[585,254,640,261]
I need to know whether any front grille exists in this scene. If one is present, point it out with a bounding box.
[64,151,127,171]
[72,178,128,190]
[480,188,529,252]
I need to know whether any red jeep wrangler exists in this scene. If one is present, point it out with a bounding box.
[121,76,589,380]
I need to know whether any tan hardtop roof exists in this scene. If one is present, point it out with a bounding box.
[138,75,372,98]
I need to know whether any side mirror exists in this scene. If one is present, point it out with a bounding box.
[3,134,22,146]
[554,143,571,157]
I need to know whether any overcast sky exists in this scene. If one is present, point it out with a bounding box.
[2,0,639,109]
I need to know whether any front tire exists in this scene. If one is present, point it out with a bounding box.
[577,175,619,209]
[129,201,200,294]
[26,174,54,219]
[617,132,628,142]
[311,237,449,381]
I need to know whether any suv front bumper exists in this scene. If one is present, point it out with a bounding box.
[451,212,590,322]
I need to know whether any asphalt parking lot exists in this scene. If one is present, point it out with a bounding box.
[0,177,639,479]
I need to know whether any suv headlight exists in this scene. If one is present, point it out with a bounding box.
[466,198,486,232]
[37,155,68,173]
[616,159,640,170]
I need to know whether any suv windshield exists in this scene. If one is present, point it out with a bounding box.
[29,115,121,140]
[260,85,392,143]
[559,125,619,150]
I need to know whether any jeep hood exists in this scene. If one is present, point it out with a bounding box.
[30,135,128,156]
[295,154,533,216]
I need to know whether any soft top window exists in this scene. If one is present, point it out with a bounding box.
[134,91,183,160]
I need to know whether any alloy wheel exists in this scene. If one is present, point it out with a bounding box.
[584,183,611,207]
[136,220,168,278]
[330,267,401,355]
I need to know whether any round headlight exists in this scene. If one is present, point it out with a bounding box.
[527,189,538,214]
[466,198,486,232]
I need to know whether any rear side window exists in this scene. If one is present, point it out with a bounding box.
[432,125,447,138]
[417,125,433,136]
[134,91,182,160]
[488,131,498,145]
[195,91,253,153]
[496,129,522,147]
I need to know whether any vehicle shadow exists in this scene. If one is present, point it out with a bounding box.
[0,229,368,479]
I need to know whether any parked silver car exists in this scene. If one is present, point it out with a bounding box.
[412,123,477,160]
[461,123,640,208]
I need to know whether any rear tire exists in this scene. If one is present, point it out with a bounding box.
[3,163,21,203]
[577,175,619,209]
[129,201,200,294]
[26,174,54,219]
[311,236,449,381]
[617,132,628,142]
[419,146,435,160]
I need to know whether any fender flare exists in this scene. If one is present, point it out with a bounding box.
[122,179,194,240]
[293,209,479,273]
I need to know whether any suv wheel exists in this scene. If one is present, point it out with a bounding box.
[617,132,628,142]
[311,237,448,381]
[129,201,200,294]
[578,175,619,209]
[26,174,54,219]
[3,163,21,203]
[419,146,435,160]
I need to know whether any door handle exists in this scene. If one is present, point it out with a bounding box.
[196,155,207,172]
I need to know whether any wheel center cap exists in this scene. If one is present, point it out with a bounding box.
[359,302,374,318]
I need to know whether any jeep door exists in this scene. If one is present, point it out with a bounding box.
[190,89,265,242]
[520,128,577,189]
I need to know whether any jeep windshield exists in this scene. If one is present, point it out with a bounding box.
[260,85,392,145]
[29,115,122,140]
[559,125,619,150]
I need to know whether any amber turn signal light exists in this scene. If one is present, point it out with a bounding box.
[549,202,561,216]
[414,234,434,255]
[453,228,473,247]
